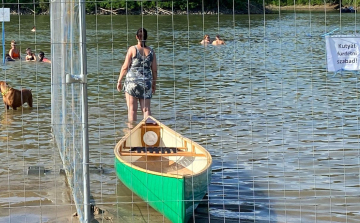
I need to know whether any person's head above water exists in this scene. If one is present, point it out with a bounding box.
[11,40,17,48]
[136,28,148,47]
[26,48,33,54]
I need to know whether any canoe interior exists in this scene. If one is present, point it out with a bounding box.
[115,117,212,177]
[114,116,212,222]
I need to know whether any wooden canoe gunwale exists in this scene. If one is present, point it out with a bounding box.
[114,116,212,179]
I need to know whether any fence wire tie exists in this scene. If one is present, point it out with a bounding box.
[321,28,339,37]
[332,69,344,77]
[66,74,87,84]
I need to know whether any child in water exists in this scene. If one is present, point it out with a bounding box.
[38,51,51,63]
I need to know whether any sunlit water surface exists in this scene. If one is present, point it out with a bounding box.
[0,13,360,222]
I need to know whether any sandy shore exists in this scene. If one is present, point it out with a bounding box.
[267,4,342,12]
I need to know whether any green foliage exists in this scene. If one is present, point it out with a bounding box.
[98,0,138,10]
[90,0,262,12]
[265,0,350,6]
[85,0,96,13]
[39,0,50,12]
[7,0,356,15]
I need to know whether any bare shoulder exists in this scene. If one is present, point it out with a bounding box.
[128,45,136,52]
[127,46,136,57]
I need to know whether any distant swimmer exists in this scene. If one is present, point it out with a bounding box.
[212,35,225,45]
[31,26,36,32]
[25,48,36,61]
[8,40,21,60]
[38,51,51,63]
[200,35,211,45]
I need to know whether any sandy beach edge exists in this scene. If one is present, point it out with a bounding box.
[266,4,344,12]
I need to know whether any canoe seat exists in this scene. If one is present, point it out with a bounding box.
[121,147,207,157]
[130,147,179,154]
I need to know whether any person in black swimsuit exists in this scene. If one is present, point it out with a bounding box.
[25,48,36,61]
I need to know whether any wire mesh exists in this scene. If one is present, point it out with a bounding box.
[0,0,360,223]
[51,0,88,221]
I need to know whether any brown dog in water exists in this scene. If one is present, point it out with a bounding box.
[0,81,33,110]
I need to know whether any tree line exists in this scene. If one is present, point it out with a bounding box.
[2,0,346,15]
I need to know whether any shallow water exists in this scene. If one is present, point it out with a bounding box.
[1,13,360,222]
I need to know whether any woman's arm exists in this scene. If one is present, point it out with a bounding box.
[9,49,14,59]
[151,52,158,94]
[117,47,135,92]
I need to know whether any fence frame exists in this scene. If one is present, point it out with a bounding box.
[50,0,90,221]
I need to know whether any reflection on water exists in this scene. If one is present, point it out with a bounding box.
[0,112,14,125]
[0,112,15,142]
[1,13,360,222]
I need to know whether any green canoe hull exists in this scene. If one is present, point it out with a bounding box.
[115,157,211,223]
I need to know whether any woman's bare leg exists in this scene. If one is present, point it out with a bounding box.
[139,98,151,119]
[125,92,138,123]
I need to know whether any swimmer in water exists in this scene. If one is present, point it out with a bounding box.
[38,51,51,63]
[25,48,37,61]
[8,40,21,60]
[212,35,225,45]
[200,34,211,45]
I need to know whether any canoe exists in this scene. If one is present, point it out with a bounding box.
[114,116,212,223]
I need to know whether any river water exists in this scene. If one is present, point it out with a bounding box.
[0,13,360,222]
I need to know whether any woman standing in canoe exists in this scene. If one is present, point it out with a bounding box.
[117,28,158,126]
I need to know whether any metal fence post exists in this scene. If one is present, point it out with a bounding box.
[79,0,90,221]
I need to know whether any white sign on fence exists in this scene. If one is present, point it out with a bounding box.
[0,8,10,22]
[325,35,360,72]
